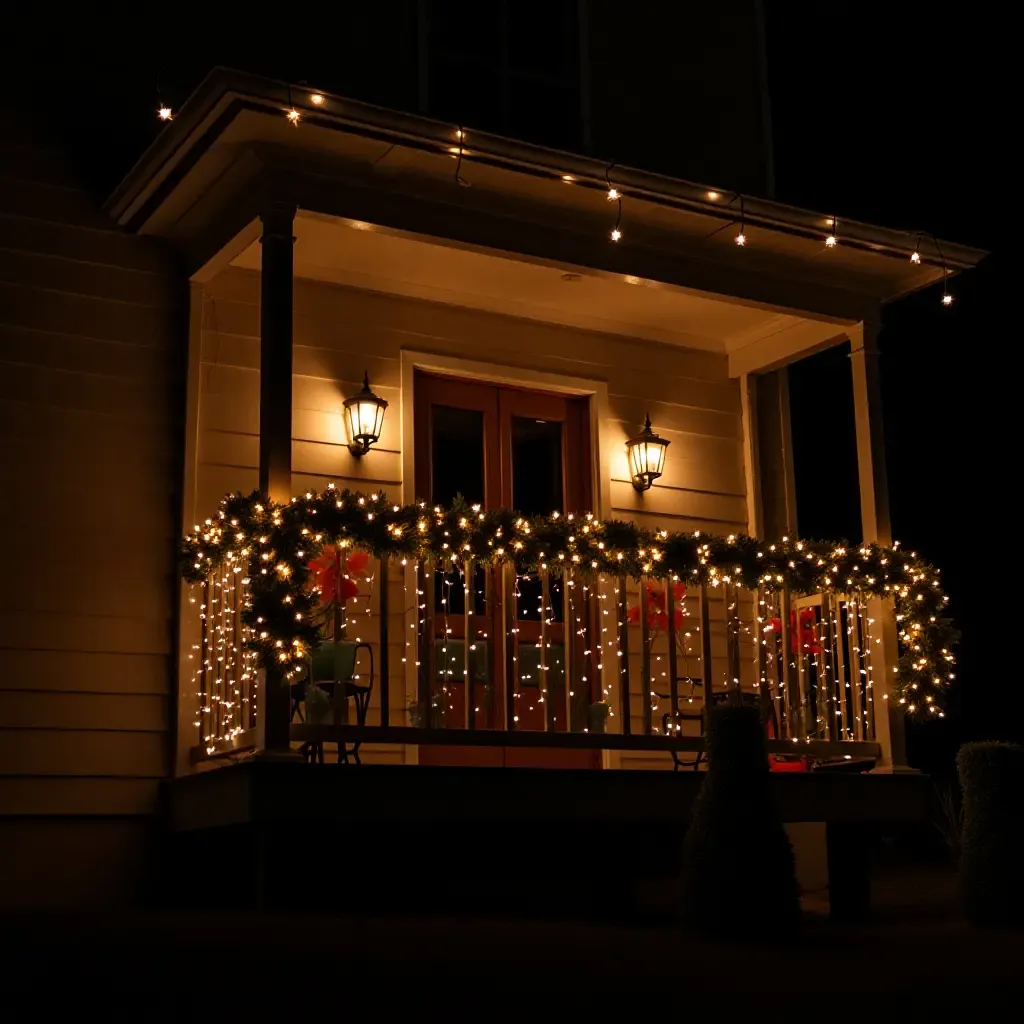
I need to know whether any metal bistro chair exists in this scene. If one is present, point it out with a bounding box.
[658,682,783,772]
[290,640,374,764]
[656,676,706,771]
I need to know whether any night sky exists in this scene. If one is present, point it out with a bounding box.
[2,4,1004,767]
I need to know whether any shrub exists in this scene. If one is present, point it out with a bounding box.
[679,705,800,940]
[957,741,1024,927]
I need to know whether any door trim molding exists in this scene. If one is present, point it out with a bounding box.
[399,349,613,519]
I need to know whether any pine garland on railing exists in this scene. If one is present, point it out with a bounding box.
[181,486,958,718]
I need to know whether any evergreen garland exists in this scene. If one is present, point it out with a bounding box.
[181,486,957,717]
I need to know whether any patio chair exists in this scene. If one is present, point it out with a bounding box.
[656,676,706,771]
[290,639,374,764]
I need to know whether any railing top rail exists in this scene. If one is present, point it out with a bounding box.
[291,724,881,760]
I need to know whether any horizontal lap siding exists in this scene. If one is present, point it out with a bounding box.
[0,121,179,841]
[196,267,746,767]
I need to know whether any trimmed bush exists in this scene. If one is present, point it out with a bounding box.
[957,741,1024,927]
[679,705,800,939]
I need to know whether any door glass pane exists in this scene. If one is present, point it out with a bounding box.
[432,405,484,507]
[432,404,485,617]
[512,417,563,622]
[511,417,563,515]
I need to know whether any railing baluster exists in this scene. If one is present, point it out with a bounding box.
[416,561,433,729]
[504,564,517,730]
[817,597,835,741]
[540,568,551,731]
[484,567,495,728]
[464,556,472,730]
[780,584,797,738]
[849,598,865,741]
[767,592,784,737]
[199,576,210,746]
[795,600,809,737]
[861,607,876,740]
[756,587,771,727]
[640,576,652,735]
[230,571,241,737]
[617,575,631,734]
[564,568,574,731]
[584,578,595,707]
[699,583,713,732]
[215,573,226,741]
[666,576,679,730]
[725,581,741,698]
[833,595,850,739]
[379,554,390,727]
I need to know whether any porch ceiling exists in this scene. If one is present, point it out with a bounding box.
[231,211,844,370]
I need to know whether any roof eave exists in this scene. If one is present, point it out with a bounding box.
[106,67,988,279]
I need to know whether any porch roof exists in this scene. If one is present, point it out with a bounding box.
[106,68,986,373]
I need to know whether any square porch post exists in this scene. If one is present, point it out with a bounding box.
[259,200,297,754]
[849,322,907,768]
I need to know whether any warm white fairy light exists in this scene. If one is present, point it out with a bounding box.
[825,215,838,248]
[184,493,955,732]
[735,231,747,246]
[607,187,619,201]
[309,92,325,106]
[610,228,622,242]
[158,106,173,121]
[286,108,301,125]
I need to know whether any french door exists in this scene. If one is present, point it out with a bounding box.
[413,371,600,768]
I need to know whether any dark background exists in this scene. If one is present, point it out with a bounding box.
[1,2,1005,769]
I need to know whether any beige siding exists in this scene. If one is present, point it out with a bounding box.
[194,266,747,767]
[0,112,179,898]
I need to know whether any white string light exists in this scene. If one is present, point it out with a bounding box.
[825,215,838,248]
[735,194,747,246]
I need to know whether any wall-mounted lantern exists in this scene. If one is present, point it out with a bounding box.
[626,414,670,491]
[344,371,388,457]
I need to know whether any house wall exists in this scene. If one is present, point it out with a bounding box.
[189,266,751,768]
[0,112,181,905]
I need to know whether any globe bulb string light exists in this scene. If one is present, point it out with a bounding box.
[149,76,971,306]
[606,162,623,242]
[285,83,301,126]
[825,215,838,248]
[931,234,954,306]
[453,126,471,188]
[155,65,174,122]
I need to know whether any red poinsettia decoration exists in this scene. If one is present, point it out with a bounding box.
[628,581,686,632]
[766,607,821,656]
[307,546,370,605]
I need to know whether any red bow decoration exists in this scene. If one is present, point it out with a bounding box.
[307,546,370,605]
[766,608,821,655]
[628,581,686,631]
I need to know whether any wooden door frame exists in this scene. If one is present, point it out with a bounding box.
[400,350,612,516]
[400,350,614,758]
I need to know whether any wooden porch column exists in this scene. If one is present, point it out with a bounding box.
[849,322,907,768]
[259,200,296,755]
